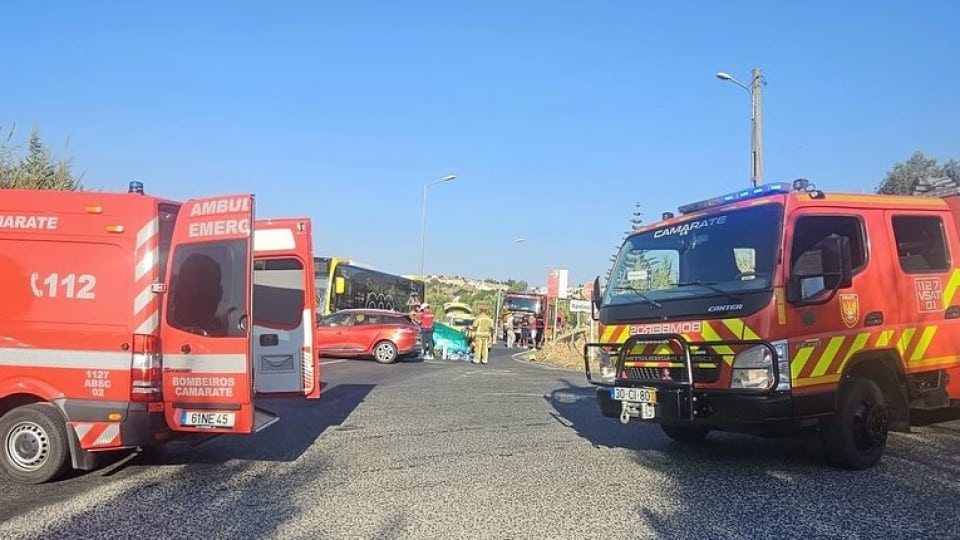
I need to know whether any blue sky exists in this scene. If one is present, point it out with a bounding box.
[3,1,958,287]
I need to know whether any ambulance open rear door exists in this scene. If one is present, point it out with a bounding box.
[159,193,278,434]
[251,217,321,399]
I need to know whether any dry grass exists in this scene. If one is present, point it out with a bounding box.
[525,332,587,371]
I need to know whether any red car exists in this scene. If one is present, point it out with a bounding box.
[315,309,422,364]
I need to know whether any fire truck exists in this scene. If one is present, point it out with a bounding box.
[584,179,960,469]
[0,182,321,484]
[501,292,551,337]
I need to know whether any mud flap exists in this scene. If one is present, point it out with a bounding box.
[65,424,98,471]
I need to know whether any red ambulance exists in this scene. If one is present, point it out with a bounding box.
[0,182,320,484]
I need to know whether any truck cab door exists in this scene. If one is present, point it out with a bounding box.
[160,193,276,434]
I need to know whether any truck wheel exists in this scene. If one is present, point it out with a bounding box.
[661,424,710,443]
[821,376,888,470]
[373,340,399,364]
[0,403,71,484]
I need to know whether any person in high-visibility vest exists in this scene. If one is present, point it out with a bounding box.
[471,304,495,364]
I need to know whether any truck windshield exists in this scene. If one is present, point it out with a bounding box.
[603,203,783,307]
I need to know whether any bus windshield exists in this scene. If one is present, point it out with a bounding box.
[602,203,783,308]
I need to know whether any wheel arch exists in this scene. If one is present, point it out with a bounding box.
[840,348,910,432]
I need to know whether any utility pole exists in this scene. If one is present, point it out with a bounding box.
[717,67,766,186]
[750,67,764,187]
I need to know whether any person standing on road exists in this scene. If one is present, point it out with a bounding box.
[504,312,515,349]
[418,303,435,359]
[534,314,545,349]
[471,304,494,364]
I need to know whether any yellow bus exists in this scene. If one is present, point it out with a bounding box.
[313,257,426,316]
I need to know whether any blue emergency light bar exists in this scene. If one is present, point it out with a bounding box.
[677,182,793,215]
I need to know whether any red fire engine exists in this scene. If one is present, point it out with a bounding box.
[0,182,320,484]
[585,179,960,469]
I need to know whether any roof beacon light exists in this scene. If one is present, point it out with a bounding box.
[677,182,792,215]
[128,181,144,195]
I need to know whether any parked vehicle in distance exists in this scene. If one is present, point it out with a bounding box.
[313,257,424,316]
[315,308,422,364]
[442,301,474,333]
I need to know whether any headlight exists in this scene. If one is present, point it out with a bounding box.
[731,340,790,391]
[597,349,617,384]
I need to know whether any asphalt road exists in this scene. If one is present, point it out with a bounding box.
[2,348,960,538]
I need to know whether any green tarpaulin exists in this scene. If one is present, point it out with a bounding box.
[432,322,470,356]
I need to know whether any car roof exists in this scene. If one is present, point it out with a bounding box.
[335,308,410,316]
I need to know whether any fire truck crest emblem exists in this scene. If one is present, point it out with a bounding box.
[839,293,860,328]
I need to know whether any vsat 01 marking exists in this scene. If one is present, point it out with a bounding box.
[0,182,321,485]
[585,178,960,470]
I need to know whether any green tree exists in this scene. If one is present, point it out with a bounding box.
[876,151,945,195]
[945,159,960,183]
[0,125,82,191]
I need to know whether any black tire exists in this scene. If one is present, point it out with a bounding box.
[661,424,711,443]
[821,376,889,470]
[372,340,399,364]
[0,403,71,484]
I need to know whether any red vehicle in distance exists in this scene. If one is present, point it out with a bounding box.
[315,308,422,364]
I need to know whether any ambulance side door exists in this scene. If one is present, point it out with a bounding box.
[160,194,259,434]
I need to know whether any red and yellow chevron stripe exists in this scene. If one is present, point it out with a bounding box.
[601,318,957,391]
[599,318,762,367]
[791,325,946,389]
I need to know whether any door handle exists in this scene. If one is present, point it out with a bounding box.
[181,344,191,354]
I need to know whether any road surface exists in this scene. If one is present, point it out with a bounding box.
[2,348,959,538]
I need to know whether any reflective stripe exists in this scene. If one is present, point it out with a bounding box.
[134,247,157,282]
[910,326,938,362]
[302,308,313,393]
[163,353,247,373]
[943,269,960,305]
[133,216,161,335]
[136,218,159,249]
[133,286,153,315]
[134,312,159,335]
[0,347,249,374]
[71,422,122,449]
[94,424,121,446]
[0,348,130,370]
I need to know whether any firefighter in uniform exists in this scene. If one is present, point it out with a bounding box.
[471,304,495,364]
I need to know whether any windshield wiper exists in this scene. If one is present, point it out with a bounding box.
[613,287,662,308]
[671,280,744,302]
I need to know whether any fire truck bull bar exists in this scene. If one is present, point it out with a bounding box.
[583,332,782,423]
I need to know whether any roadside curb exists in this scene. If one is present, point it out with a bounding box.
[510,349,580,372]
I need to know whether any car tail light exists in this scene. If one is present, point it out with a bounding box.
[131,333,162,402]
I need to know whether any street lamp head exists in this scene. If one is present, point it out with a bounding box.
[716,72,733,81]
[514,238,525,243]
[442,175,456,182]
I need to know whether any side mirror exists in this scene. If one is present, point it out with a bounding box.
[334,276,346,295]
[590,275,601,321]
[786,234,853,305]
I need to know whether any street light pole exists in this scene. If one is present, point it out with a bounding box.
[716,67,765,187]
[418,174,456,279]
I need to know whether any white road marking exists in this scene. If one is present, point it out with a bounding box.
[319,359,348,365]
